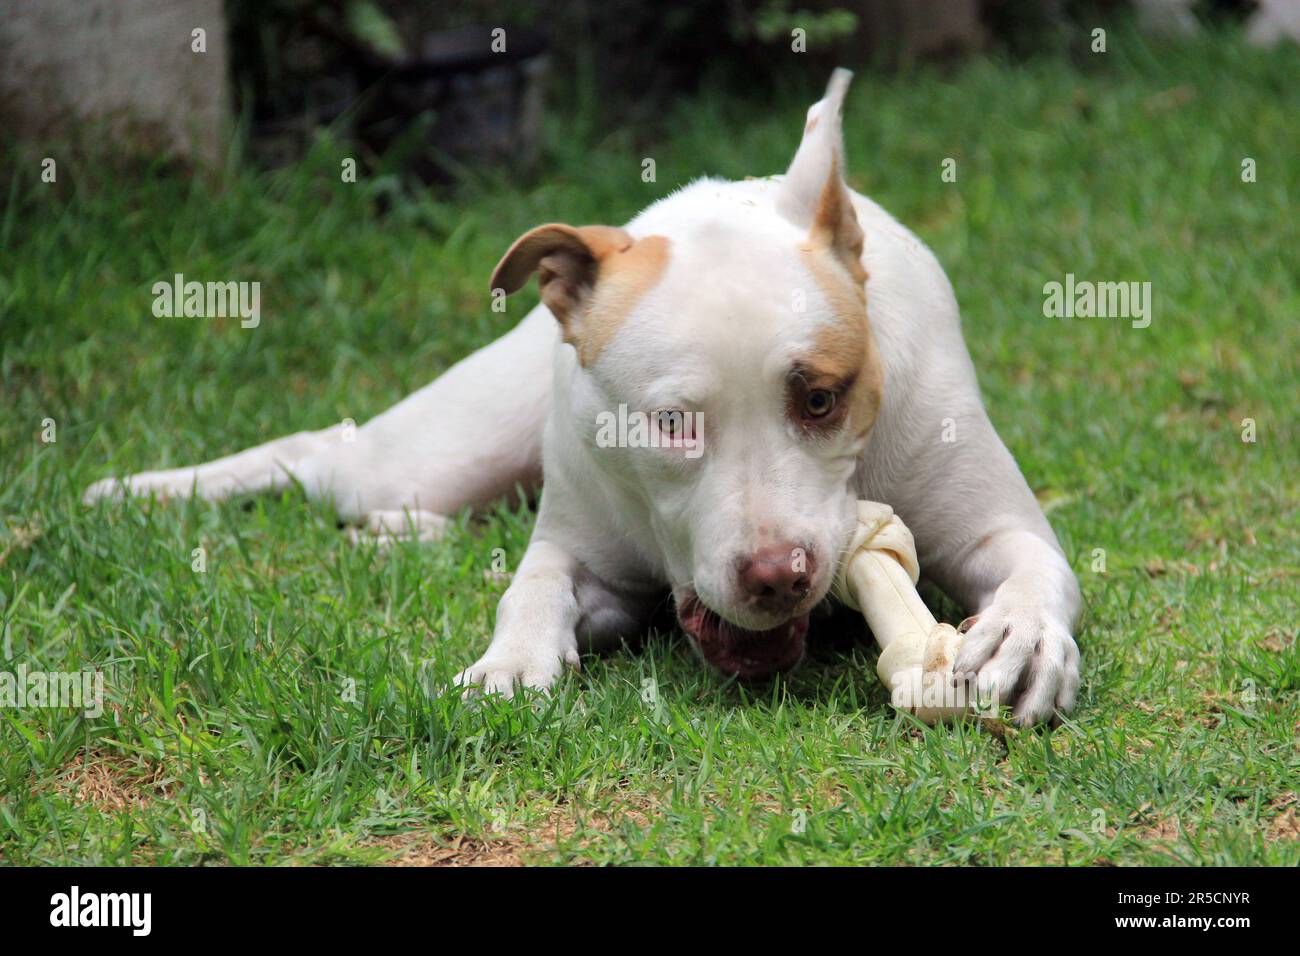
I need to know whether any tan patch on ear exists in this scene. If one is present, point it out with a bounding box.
[491,224,597,297]
[489,224,668,366]
[800,247,882,439]
[573,225,635,261]
[491,223,625,328]
[577,234,671,366]
[809,158,866,285]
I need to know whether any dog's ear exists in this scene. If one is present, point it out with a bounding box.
[490,223,635,328]
[776,68,865,282]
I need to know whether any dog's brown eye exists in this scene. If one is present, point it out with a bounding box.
[656,409,682,437]
[805,389,835,418]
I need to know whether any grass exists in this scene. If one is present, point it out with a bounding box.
[1,27,1297,866]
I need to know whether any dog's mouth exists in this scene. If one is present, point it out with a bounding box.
[675,591,809,681]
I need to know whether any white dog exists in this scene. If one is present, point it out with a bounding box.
[86,71,1081,724]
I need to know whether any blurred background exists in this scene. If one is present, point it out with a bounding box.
[1,0,1293,182]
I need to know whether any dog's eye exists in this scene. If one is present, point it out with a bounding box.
[656,409,683,437]
[653,408,696,446]
[804,389,836,418]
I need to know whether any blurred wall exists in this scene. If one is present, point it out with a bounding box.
[0,0,229,166]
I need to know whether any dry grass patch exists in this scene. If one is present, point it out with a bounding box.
[47,750,180,812]
[372,796,660,867]
[1266,793,1300,843]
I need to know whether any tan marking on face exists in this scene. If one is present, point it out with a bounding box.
[577,235,671,366]
[799,246,882,439]
[796,152,878,438]
[573,225,635,261]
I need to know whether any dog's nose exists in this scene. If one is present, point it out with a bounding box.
[737,544,814,612]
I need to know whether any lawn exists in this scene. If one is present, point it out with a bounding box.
[1,27,1297,865]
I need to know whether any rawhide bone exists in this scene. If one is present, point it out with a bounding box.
[832,501,988,724]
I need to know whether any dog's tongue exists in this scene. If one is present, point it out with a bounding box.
[677,594,809,680]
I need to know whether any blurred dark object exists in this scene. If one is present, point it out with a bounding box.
[228,1,547,180]
[227,0,996,171]
[386,27,548,178]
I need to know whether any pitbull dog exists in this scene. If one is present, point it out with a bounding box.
[85,71,1081,724]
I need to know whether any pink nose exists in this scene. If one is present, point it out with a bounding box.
[737,544,814,612]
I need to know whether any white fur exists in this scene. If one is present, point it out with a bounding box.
[86,74,1081,724]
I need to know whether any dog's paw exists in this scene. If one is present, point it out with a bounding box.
[951,603,1079,726]
[82,476,127,505]
[452,646,579,699]
[83,474,191,504]
[346,510,450,548]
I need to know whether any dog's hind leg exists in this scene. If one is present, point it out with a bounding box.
[82,425,345,504]
[292,304,556,524]
[84,304,557,528]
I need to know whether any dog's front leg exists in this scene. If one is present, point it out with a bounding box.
[942,528,1081,725]
[890,422,1083,725]
[454,537,584,697]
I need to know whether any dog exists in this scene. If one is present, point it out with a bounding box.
[85,70,1081,725]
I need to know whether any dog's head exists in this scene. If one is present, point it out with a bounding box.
[491,71,881,681]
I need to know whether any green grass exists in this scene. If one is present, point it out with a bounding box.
[1,28,1297,865]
